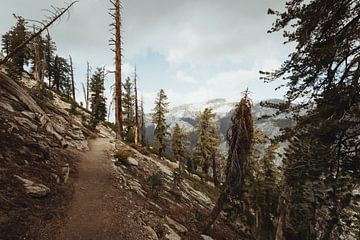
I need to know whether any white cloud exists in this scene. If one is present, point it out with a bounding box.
[175,71,198,84]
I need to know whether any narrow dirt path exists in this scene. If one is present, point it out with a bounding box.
[52,138,149,240]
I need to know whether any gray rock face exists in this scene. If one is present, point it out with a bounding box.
[127,157,139,166]
[144,226,159,240]
[128,179,146,197]
[15,175,50,198]
[165,216,187,233]
[164,224,181,240]
[201,235,214,240]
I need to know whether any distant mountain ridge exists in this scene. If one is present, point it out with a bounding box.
[145,98,292,152]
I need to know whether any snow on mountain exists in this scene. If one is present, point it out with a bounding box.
[145,98,292,152]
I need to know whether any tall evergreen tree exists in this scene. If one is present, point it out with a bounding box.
[122,76,135,141]
[152,89,169,157]
[89,67,107,128]
[245,141,281,239]
[1,16,30,80]
[52,55,71,94]
[262,0,360,239]
[196,108,220,186]
[44,32,56,87]
[171,123,189,172]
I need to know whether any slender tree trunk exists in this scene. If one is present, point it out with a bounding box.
[140,96,146,145]
[134,66,140,144]
[69,55,75,102]
[212,151,220,187]
[113,0,123,139]
[204,187,230,233]
[85,61,90,110]
[33,30,40,83]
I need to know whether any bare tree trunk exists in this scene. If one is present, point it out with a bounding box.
[112,0,123,139]
[212,151,220,187]
[134,65,140,144]
[69,55,75,102]
[0,1,78,66]
[85,61,90,110]
[140,96,146,145]
[204,187,230,233]
[33,26,40,83]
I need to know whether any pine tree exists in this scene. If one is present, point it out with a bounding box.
[89,67,107,128]
[44,32,56,87]
[152,89,169,158]
[245,141,281,239]
[196,108,220,186]
[122,76,135,142]
[262,1,360,239]
[1,16,30,80]
[171,123,189,172]
[52,55,71,94]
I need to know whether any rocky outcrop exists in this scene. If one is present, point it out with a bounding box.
[15,175,51,198]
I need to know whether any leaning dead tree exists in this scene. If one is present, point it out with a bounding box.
[109,0,123,139]
[204,90,254,231]
[0,1,78,67]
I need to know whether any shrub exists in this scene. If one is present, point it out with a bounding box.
[129,143,151,156]
[148,171,164,194]
[69,102,78,115]
[114,148,131,163]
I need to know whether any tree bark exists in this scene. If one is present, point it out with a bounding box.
[134,66,140,144]
[69,55,75,102]
[212,151,220,187]
[113,0,123,139]
[204,187,230,233]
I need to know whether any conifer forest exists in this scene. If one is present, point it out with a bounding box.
[0,0,359,239]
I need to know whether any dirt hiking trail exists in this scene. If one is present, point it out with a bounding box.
[49,138,149,240]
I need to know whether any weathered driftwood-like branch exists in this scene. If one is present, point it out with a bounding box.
[0,72,66,147]
[0,1,78,66]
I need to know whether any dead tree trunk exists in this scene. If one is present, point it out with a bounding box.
[110,0,123,139]
[0,1,78,66]
[86,61,90,110]
[32,26,41,83]
[140,95,146,145]
[69,55,75,102]
[204,93,254,232]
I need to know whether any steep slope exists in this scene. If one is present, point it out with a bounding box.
[109,140,244,239]
[0,72,114,239]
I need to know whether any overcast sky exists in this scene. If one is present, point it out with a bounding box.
[0,0,292,113]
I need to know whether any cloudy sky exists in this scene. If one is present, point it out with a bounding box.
[0,0,292,113]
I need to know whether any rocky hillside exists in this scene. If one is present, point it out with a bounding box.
[0,71,245,239]
[111,141,245,239]
[0,71,114,239]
